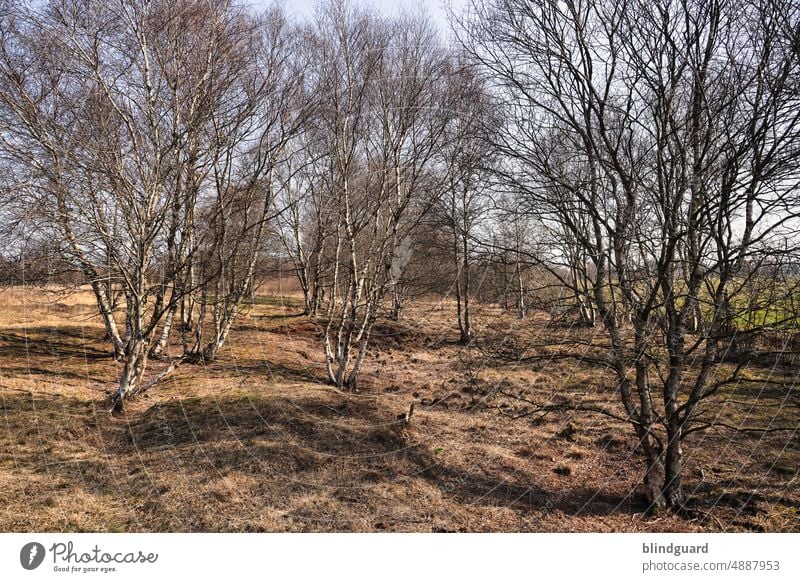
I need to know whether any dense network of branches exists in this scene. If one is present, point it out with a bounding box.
[0,0,798,511]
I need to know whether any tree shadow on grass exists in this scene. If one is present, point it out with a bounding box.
[190,353,328,386]
[3,387,788,531]
[108,392,657,520]
[0,327,111,360]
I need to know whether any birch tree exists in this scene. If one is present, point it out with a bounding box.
[464,0,800,509]
[308,1,449,389]
[0,0,300,409]
[437,60,497,343]
[178,6,307,362]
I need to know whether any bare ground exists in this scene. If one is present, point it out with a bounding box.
[0,286,797,532]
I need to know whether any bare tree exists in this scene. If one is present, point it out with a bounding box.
[276,137,330,316]
[436,59,497,343]
[0,0,302,409]
[463,0,800,508]
[307,1,449,389]
[178,6,308,362]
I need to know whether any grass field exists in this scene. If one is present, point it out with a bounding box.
[0,286,797,532]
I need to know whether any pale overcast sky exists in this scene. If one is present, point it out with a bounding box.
[254,0,469,29]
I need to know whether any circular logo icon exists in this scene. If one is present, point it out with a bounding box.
[20,542,46,570]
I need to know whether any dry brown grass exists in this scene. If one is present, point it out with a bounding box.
[0,286,797,532]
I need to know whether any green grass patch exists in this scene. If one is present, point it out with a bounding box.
[245,295,303,308]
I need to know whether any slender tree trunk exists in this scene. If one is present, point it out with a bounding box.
[634,323,668,509]
[90,281,124,360]
[642,441,667,509]
[300,277,313,315]
[149,305,175,359]
[389,284,403,321]
[663,420,684,507]
[346,323,374,390]
[687,301,702,333]
[460,227,472,344]
[454,242,465,340]
[662,343,686,508]
[516,253,526,319]
[112,337,148,412]
[577,295,595,327]
[203,305,237,361]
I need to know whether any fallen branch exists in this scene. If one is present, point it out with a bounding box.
[495,387,641,426]
[133,356,186,397]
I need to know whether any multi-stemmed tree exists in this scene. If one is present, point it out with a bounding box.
[0,0,304,409]
[304,2,450,389]
[462,0,800,508]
